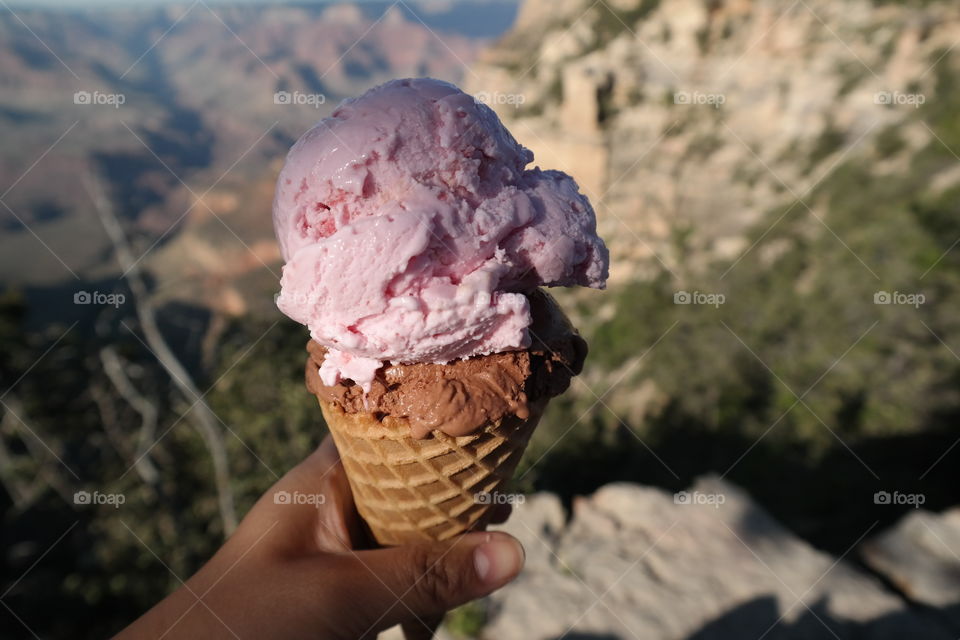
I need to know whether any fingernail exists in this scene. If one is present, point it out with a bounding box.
[473,534,524,585]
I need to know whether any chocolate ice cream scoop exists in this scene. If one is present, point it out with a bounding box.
[306,289,587,439]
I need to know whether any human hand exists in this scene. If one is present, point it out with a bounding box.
[116,437,525,640]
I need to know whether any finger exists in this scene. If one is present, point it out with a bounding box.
[310,450,361,552]
[252,437,361,554]
[301,436,370,551]
[333,531,524,633]
[297,435,341,481]
[488,502,512,524]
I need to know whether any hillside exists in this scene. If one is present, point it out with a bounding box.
[464,0,960,549]
[0,1,516,315]
[466,0,960,280]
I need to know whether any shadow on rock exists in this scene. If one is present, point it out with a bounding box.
[687,596,959,640]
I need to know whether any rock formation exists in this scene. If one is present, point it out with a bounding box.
[466,0,960,282]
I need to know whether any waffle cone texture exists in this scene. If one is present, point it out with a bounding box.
[317,397,547,546]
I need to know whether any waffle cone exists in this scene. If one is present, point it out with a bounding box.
[317,397,547,546]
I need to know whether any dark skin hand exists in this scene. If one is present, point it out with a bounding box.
[116,437,524,640]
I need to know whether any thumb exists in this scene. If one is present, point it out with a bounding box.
[337,531,524,634]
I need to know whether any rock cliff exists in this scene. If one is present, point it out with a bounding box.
[466,0,960,282]
[385,478,960,639]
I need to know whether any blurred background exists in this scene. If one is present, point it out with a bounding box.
[1,0,959,637]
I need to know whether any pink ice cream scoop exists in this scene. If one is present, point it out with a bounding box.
[273,78,608,390]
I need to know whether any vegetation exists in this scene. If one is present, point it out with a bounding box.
[0,293,321,638]
[445,601,488,638]
[591,0,661,45]
[805,120,847,173]
[522,48,960,551]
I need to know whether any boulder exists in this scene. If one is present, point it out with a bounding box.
[472,477,953,639]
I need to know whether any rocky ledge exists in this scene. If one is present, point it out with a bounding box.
[385,476,959,639]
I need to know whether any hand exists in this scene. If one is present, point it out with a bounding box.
[116,437,525,640]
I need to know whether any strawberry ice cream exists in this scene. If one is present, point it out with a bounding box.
[273,78,608,390]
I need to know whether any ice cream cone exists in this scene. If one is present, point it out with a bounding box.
[316,396,547,546]
[275,79,607,548]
